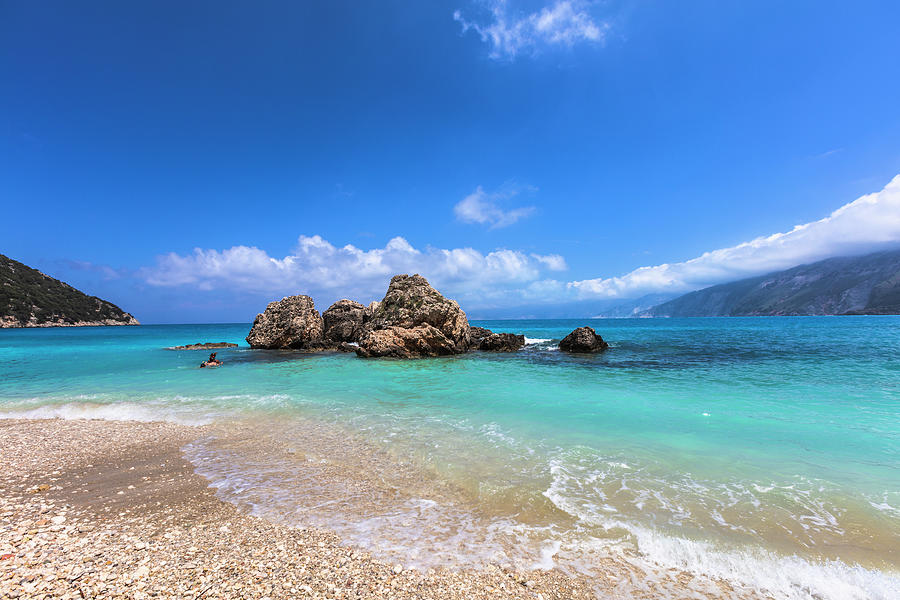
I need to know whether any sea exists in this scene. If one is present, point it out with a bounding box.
[1,317,897,599]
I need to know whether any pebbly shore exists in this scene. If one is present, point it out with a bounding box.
[0,419,602,600]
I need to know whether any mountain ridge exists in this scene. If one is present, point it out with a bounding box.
[645,249,900,317]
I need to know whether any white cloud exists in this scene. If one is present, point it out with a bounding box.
[454,185,535,228]
[454,1,607,60]
[531,253,567,271]
[142,235,565,305]
[569,174,900,298]
[142,175,900,312]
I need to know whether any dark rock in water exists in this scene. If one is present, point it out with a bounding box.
[323,299,367,343]
[558,326,609,353]
[246,295,325,349]
[356,274,470,358]
[168,342,238,350]
[479,332,525,352]
[468,326,493,346]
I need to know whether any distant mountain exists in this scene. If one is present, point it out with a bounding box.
[1,254,139,328]
[591,293,676,318]
[646,249,900,317]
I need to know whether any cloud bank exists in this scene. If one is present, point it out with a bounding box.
[454,1,607,60]
[570,174,900,298]
[143,235,567,305]
[142,175,900,311]
[454,185,535,228]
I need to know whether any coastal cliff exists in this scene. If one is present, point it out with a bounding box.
[0,254,139,328]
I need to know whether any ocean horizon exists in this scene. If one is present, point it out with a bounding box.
[2,317,897,599]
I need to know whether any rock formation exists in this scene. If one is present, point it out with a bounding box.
[356,274,470,358]
[322,299,367,343]
[558,326,609,353]
[246,295,326,350]
[479,332,525,352]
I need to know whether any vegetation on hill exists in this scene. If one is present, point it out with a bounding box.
[646,249,900,317]
[0,254,138,327]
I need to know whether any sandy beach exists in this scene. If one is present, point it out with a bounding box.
[0,418,608,600]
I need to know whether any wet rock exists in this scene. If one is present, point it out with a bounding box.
[479,333,525,352]
[558,326,609,353]
[245,296,325,349]
[166,342,238,350]
[468,326,493,346]
[322,300,367,343]
[357,275,470,358]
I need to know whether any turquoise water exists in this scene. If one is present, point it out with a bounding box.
[1,318,898,599]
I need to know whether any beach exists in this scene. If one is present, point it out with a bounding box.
[0,418,605,600]
[1,319,897,600]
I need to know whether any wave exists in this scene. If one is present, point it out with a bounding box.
[542,456,900,600]
[0,400,217,425]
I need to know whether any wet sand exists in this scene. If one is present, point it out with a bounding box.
[0,418,770,599]
[0,419,604,599]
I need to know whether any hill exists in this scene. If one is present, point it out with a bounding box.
[0,254,139,328]
[645,249,900,317]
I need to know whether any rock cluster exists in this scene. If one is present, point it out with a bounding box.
[245,275,546,358]
[558,326,609,353]
[356,275,470,358]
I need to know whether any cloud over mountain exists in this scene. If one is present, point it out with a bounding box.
[569,174,900,298]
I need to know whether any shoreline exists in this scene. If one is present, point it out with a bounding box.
[0,418,600,599]
[2,417,889,599]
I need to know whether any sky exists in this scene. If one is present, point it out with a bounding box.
[2,1,900,323]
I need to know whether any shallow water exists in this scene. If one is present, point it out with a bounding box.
[1,317,898,599]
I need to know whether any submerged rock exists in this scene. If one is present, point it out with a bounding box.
[558,326,609,353]
[322,299,367,343]
[479,332,525,352]
[167,342,238,350]
[356,274,470,358]
[246,295,326,349]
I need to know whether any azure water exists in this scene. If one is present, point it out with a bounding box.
[1,317,898,599]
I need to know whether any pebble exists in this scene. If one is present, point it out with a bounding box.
[0,418,746,600]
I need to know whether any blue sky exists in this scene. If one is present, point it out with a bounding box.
[2,1,900,322]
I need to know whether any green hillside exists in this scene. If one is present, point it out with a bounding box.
[0,254,138,327]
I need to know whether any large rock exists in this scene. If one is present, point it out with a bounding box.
[246,295,325,349]
[356,274,470,358]
[479,332,525,352]
[558,326,609,353]
[323,299,367,343]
